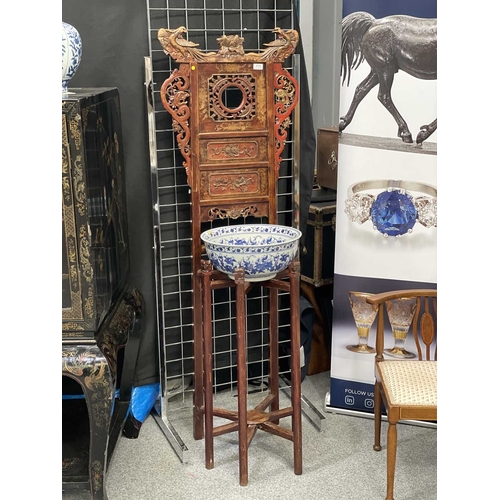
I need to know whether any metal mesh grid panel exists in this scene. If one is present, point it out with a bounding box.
[146,0,298,413]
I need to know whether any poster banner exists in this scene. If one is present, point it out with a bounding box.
[328,0,437,414]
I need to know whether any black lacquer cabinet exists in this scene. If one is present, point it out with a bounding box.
[62,88,143,500]
[62,88,130,338]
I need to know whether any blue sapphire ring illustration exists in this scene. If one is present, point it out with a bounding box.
[345,180,437,237]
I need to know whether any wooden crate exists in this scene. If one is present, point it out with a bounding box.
[301,197,336,287]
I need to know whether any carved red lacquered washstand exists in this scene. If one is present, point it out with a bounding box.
[158,27,301,485]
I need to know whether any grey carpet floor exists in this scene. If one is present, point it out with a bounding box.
[62,371,436,500]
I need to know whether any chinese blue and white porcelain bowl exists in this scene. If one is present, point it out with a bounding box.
[201,224,302,282]
[62,22,83,92]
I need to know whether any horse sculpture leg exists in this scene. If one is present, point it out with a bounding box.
[376,71,413,143]
[416,118,437,144]
[339,71,379,132]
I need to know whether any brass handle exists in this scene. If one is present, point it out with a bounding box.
[328,150,338,170]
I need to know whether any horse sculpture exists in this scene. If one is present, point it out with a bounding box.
[339,12,437,144]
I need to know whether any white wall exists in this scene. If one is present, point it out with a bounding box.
[311,0,342,130]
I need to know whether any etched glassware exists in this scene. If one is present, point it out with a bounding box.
[384,297,417,358]
[347,292,378,353]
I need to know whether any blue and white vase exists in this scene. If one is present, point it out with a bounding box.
[62,22,82,93]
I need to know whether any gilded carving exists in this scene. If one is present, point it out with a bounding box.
[73,155,86,217]
[158,26,216,62]
[62,115,69,166]
[209,74,256,121]
[69,114,82,151]
[208,205,259,220]
[85,286,94,319]
[79,225,94,283]
[91,461,103,492]
[62,115,72,203]
[62,176,71,204]
[210,174,258,194]
[207,141,257,159]
[61,346,113,429]
[274,67,299,173]
[62,322,84,331]
[160,65,192,186]
[158,26,299,63]
[62,330,85,337]
[216,34,245,56]
[260,28,299,62]
[66,234,79,291]
[81,107,89,133]
[62,149,69,174]
[62,127,83,320]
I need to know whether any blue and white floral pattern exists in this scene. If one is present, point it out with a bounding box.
[201,224,301,281]
[62,22,83,92]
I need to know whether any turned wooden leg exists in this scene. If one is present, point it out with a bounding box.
[235,269,249,486]
[373,381,382,452]
[289,260,302,475]
[201,264,214,469]
[386,419,398,500]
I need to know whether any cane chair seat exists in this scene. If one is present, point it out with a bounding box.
[366,289,437,500]
[378,361,437,407]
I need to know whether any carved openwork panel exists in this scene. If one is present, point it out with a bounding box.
[159,26,299,210]
[198,66,266,132]
[207,72,256,122]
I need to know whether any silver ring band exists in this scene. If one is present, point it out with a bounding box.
[345,179,437,237]
[349,180,437,198]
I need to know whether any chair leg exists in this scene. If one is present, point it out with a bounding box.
[386,420,398,500]
[373,381,382,452]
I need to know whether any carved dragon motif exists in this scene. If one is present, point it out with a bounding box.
[158,26,215,62]
[158,26,299,63]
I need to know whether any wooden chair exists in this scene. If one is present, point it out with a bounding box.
[366,289,437,500]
